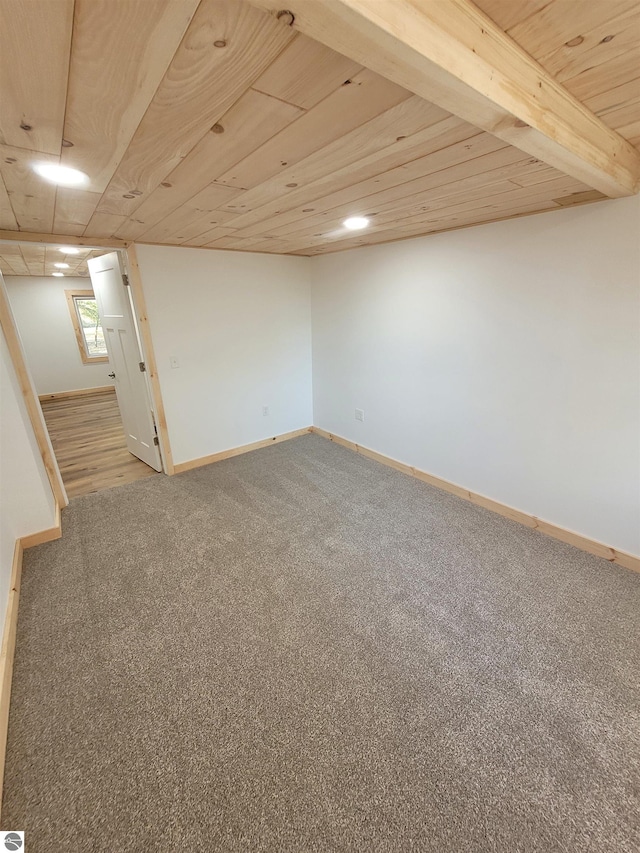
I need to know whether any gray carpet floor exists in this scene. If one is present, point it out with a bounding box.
[2,434,639,852]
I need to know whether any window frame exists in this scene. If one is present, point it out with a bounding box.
[65,289,109,365]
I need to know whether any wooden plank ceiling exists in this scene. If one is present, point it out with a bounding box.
[0,0,638,269]
[0,244,107,277]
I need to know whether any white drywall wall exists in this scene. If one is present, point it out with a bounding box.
[311,195,640,556]
[135,245,313,465]
[5,276,112,395]
[0,324,58,638]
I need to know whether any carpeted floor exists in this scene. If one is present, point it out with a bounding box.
[3,434,639,851]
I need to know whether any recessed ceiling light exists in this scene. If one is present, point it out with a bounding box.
[52,272,64,277]
[54,262,70,268]
[343,216,370,230]
[32,162,88,186]
[58,246,80,254]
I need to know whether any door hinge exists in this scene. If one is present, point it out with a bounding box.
[139,361,146,372]
[122,273,130,287]
[153,436,160,446]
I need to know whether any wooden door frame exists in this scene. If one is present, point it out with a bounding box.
[121,245,174,475]
[0,234,175,477]
[0,272,68,508]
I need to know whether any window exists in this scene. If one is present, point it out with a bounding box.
[65,290,109,364]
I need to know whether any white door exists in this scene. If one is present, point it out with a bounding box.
[88,252,162,471]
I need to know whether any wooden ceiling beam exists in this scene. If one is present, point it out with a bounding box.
[248,0,640,198]
[0,230,129,250]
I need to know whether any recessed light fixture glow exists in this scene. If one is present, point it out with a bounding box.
[54,262,70,269]
[52,272,64,277]
[58,246,80,255]
[343,216,370,230]
[32,162,88,186]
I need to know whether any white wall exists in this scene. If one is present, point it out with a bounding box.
[135,245,313,465]
[0,324,58,636]
[5,276,112,395]
[311,195,640,556]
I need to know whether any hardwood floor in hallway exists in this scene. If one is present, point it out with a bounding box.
[40,390,159,499]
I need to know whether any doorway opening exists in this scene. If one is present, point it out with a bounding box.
[0,241,163,498]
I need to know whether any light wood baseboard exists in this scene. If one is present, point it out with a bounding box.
[310,427,640,573]
[0,540,23,816]
[0,504,63,817]
[173,427,313,475]
[38,385,114,402]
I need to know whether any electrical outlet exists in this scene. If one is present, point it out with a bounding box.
[262,405,269,416]
[169,356,180,369]
[355,408,364,422]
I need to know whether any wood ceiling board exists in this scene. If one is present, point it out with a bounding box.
[248,0,640,196]
[252,31,363,109]
[53,189,103,237]
[0,259,18,276]
[44,246,61,275]
[0,242,105,278]
[0,146,57,232]
[375,193,594,241]
[66,258,91,276]
[259,132,510,229]
[502,0,637,61]
[288,178,592,256]
[113,90,303,242]
[180,226,239,247]
[175,216,238,246]
[216,118,483,232]
[83,213,129,239]
[583,77,640,117]
[384,177,591,228]
[237,151,541,241]
[36,246,105,277]
[136,183,242,244]
[560,50,640,106]
[506,163,572,187]
[293,199,565,255]
[388,173,591,228]
[0,0,73,154]
[19,243,46,276]
[215,98,453,224]
[0,246,29,275]
[202,234,287,250]
[538,7,640,84]
[470,0,550,34]
[87,0,295,224]
[286,171,589,250]
[215,69,411,191]
[0,174,17,231]
[61,0,201,193]
[57,249,93,258]
[259,177,524,248]
[594,95,640,136]
[254,156,549,242]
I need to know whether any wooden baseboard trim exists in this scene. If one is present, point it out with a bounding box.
[310,427,640,573]
[0,541,23,817]
[173,427,313,475]
[0,504,64,816]
[38,385,114,402]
